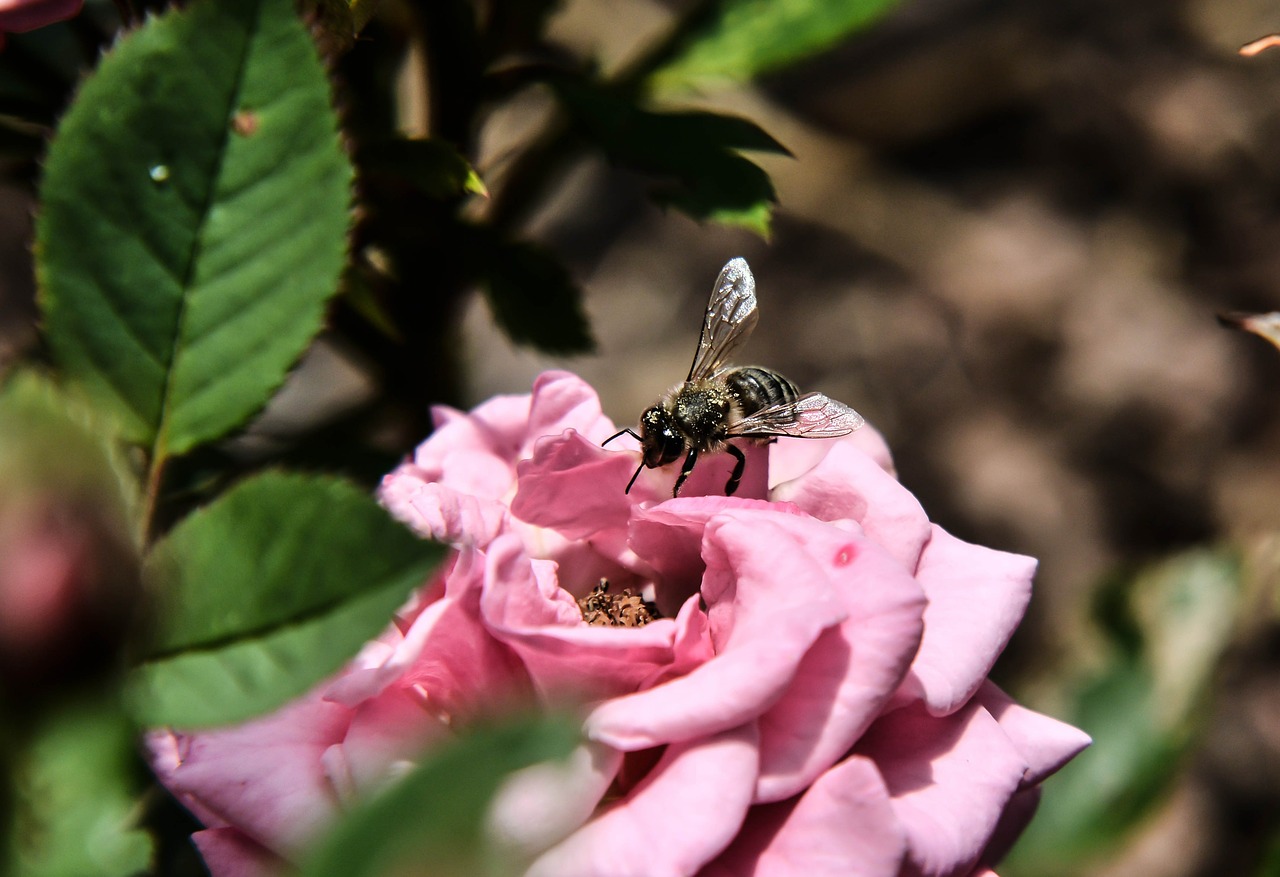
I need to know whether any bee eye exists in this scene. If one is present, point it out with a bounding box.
[658,428,684,461]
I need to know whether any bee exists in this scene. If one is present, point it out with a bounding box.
[604,257,864,497]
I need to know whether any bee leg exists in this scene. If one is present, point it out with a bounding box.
[724,443,747,496]
[673,447,699,497]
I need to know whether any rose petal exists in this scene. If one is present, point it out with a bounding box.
[378,475,507,546]
[586,512,849,750]
[481,535,701,701]
[486,740,623,857]
[628,496,799,615]
[146,730,227,833]
[393,553,531,719]
[324,550,526,716]
[771,441,930,571]
[481,536,582,628]
[521,371,618,455]
[896,527,1035,715]
[509,513,642,595]
[856,701,1028,877]
[511,431,647,539]
[671,440,771,501]
[526,724,759,877]
[769,424,896,487]
[975,681,1091,786]
[419,394,531,473]
[163,697,351,855]
[847,425,897,474]
[322,685,451,803]
[979,785,1040,868]
[191,828,287,877]
[704,754,906,877]
[755,535,927,802]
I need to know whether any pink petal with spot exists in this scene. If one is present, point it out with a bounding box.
[703,754,906,877]
[857,701,1028,877]
[755,534,926,801]
[772,441,931,571]
[897,526,1034,716]
[586,512,848,750]
[526,724,759,877]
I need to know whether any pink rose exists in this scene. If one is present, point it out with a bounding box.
[0,0,81,34]
[149,371,1088,876]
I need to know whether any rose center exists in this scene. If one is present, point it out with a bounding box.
[577,579,661,627]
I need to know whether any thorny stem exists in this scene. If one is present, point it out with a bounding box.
[417,0,483,150]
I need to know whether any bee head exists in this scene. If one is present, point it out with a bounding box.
[640,405,685,468]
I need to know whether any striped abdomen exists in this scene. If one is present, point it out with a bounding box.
[723,366,799,416]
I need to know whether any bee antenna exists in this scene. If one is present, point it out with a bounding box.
[625,461,644,494]
[603,428,640,448]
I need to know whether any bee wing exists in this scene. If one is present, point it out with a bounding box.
[686,258,760,381]
[726,392,865,439]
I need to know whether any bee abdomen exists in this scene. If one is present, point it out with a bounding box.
[724,366,799,414]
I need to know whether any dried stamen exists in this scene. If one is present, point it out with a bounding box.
[578,579,660,627]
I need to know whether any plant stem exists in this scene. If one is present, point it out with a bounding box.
[140,450,166,546]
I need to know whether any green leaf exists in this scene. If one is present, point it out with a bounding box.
[8,698,152,877]
[126,471,442,728]
[471,234,593,354]
[302,715,580,877]
[37,0,353,460]
[552,79,787,236]
[649,0,902,92]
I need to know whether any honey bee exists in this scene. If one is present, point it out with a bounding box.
[605,258,864,497]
